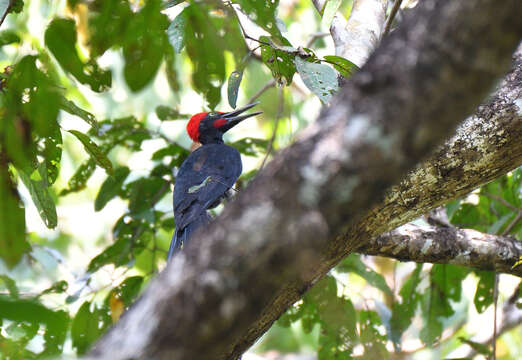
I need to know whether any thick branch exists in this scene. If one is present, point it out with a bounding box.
[89,1,522,359]
[359,224,522,276]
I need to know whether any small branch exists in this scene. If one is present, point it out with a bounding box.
[357,224,522,277]
[247,79,276,104]
[482,191,520,212]
[383,0,403,36]
[0,0,13,28]
[259,87,284,170]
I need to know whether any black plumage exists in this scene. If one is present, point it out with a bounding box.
[168,103,261,259]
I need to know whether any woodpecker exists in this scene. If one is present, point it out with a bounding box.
[168,102,261,259]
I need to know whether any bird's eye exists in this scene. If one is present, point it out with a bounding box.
[208,112,219,117]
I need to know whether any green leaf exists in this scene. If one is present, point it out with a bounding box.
[92,117,151,151]
[39,280,68,296]
[60,158,96,195]
[18,169,58,229]
[295,56,338,103]
[321,0,341,29]
[458,337,491,355]
[0,298,69,356]
[68,130,113,175]
[155,105,185,121]
[234,0,283,39]
[42,125,63,185]
[227,70,244,109]
[45,18,111,92]
[230,137,269,157]
[473,271,494,313]
[337,254,393,296]
[0,30,20,46]
[323,55,359,78]
[167,9,187,53]
[0,170,28,267]
[420,264,469,345]
[60,97,98,130]
[95,166,130,211]
[128,177,169,214]
[183,4,226,108]
[71,301,111,355]
[123,0,169,92]
[87,216,151,272]
[106,276,144,307]
[260,35,296,85]
[0,275,19,298]
[389,264,422,348]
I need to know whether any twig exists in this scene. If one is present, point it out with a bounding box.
[482,191,520,212]
[259,87,284,170]
[306,32,330,47]
[503,211,522,235]
[383,0,403,36]
[247,79,276,104]
[0,0,13,28]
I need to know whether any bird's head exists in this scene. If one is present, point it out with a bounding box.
[187,102,261,144]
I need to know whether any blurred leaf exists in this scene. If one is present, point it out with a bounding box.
[87,0,132,57]
[18,169,57,229]
[68,130,113,175]
[39,280,68,297]
[45,18,111,92]
[360,310,389,359]
[71,301,111,355]
[0,169,28,267]
[60,97,98,130]
[323,55,358,78]
[184,3,227,108]
[0,298,69,356]
[295,56,338,103]
[60,158,96,195]
[87,215,152,272]
[227,70,243,109]
[155,105,185,121]
[42,125,62,185]
[260,35,296,85]
[95,166,130,211]
[0,30,20,46]
[128,177,169,214]
[0,275,19,298]
[473,271,494,313]
[230,137,268,157]
[167,8,186,53]
[458,337,491,355]
[106,276,144,308]
[337,254,393,296]
[164,0,185,8]
[93,117,151,151]
[123,0,169,92]
[233,0,282,39]
[420,264,469,345]
[389,264,422,349]
[321,0,341,29]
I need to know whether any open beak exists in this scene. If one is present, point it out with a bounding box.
[220,102,262,132]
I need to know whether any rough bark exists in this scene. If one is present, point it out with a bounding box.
[360,223,522,276]
[88,1,522,359]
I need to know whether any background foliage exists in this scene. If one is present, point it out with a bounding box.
[0,1,520,359]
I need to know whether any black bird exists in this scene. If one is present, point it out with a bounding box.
[168,102,261,259]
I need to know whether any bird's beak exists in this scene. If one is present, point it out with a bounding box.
[220,102,262,132]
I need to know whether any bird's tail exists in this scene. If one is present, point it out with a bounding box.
[167,212,212,260]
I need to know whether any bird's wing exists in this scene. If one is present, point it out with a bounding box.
[173,144,241,230]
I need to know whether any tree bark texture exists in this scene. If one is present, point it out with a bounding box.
[89,1,522,359]
[361,223,522,277]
